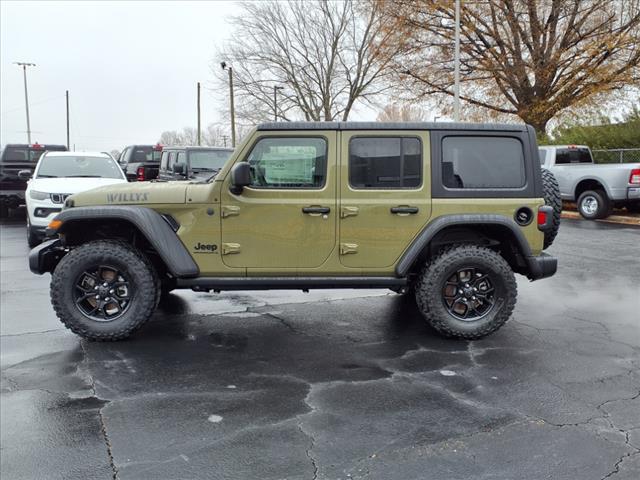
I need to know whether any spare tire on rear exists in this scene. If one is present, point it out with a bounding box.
[541,168,561,249]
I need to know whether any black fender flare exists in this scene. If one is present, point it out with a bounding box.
[49,206,199,278]
[395,214,553,281]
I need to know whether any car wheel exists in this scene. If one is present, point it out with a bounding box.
[541,168,561,248]
[50,240,158,341]
[577,190,610,220]
[415,245,517,340]
[26,217,41,248]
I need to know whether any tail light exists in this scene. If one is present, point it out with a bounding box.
[537,205,553,231]
[629,169,640,185]
[137,166,145,181]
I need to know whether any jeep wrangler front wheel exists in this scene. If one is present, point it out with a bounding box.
[51,240,159,341]
[415,245,517,339]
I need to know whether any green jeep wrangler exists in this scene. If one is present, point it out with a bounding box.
[29,122,560,341]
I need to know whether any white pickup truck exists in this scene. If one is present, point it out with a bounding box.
[539,145,640,219]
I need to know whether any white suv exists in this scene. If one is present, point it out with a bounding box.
[23,151,127,246]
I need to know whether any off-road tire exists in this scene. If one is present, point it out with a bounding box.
[577,189,610,220]
[51,240,158,341]
[415,245,517,340]
[541,168,561,248]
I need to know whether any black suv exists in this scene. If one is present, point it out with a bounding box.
[118,144,163,182]
[157,146,233,181]
[1,143,67,217]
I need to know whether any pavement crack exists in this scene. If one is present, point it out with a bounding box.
[297,424,319,480]
[262,311,299,334]
[79,340,119,480]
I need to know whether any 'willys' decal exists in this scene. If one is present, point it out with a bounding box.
[107,193,149,203]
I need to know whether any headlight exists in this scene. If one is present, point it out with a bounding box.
[29,190,50,200]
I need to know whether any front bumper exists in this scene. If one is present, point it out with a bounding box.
[29,238,65,275]
[526,253,558,281]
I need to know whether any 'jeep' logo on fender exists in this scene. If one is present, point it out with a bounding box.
[194,242,218,253]
[107,193,149,203]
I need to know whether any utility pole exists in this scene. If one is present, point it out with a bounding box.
[453,0,461,122]
[14,62,36,143]
[197,82,201,146]
[66,90,70,150]
[273,85,284,121]
[221,62,236,147]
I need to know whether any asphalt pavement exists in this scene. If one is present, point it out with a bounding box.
[1,210,639,480]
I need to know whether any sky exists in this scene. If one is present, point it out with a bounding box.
[1,0,240,151]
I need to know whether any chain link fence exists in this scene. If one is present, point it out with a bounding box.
[592,148,640,164]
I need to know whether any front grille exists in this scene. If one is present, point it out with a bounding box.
[50,193,71,204]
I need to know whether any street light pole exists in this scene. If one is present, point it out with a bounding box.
[197,82,201,146]
[273,85,284,121]
[14,62,36,143]
[453,0,461,122]
[221,62,236,148]
[66,90,70,150]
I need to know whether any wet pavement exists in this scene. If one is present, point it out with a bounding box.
[1,210,639,480]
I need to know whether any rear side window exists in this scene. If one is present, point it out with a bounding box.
[131,147,162,163]
[349,137,421,189]
[555,148,592,164]
[246,137,327,189]
[442,136,525,189]
[160,151,170,170]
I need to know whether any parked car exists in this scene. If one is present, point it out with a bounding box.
[22,151,127,246]
[31,122,560,342]
[118,144,163,182]
[539,145,640,219]
[0,143,67,217]
[158,146,234,181]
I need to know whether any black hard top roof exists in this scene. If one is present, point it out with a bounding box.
[162,146,234,151]
[257,121,529,132]
[3,143,67,148]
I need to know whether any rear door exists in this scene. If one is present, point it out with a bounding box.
[220,132,337,273]
[338,131,432,269]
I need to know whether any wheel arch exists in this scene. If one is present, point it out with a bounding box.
[396,215,534,278]
[50,206,198,278]
[574,178,609,200]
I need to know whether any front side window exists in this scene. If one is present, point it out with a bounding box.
[36,155,124,179]
[442,136,525,189]
[245,137,327,188]
[349,137,421,189]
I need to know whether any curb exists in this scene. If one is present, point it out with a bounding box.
[561,210,640,226]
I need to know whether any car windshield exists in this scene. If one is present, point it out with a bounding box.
[189,150,232,170]
[36,155,124,179]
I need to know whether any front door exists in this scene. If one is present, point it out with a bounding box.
[338,131,432,269]
[220,133,337,272]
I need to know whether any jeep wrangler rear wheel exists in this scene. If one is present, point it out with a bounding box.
[51,240,158,341]
[415,245,517,339]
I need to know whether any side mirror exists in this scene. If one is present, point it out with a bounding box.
[173,163,186,175]
[18,170,32,181]
[229,162,251,194]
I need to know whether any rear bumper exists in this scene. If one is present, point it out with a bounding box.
[627,187,640,200]
[526,253,557,281]
[29,238,65,275]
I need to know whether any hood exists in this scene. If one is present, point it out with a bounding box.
[69,180,188,207]
[29,177,127,194]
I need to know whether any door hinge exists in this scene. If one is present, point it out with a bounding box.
[340,206,359,218]
[221,243,241,255]
[340,243,358,255]
[221,205,240,218]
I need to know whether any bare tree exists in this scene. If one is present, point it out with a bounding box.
[214,0,398,123]
[376,103,426,122]
[379,0,640,134]
[158,125,230,147]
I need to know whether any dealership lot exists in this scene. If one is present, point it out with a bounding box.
[1,213,639,480]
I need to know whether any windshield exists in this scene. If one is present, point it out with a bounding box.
[189,150,232,170]
[36,155,124,179]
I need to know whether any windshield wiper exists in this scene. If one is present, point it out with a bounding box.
[66,175,103,178]
[36,174,58,178]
